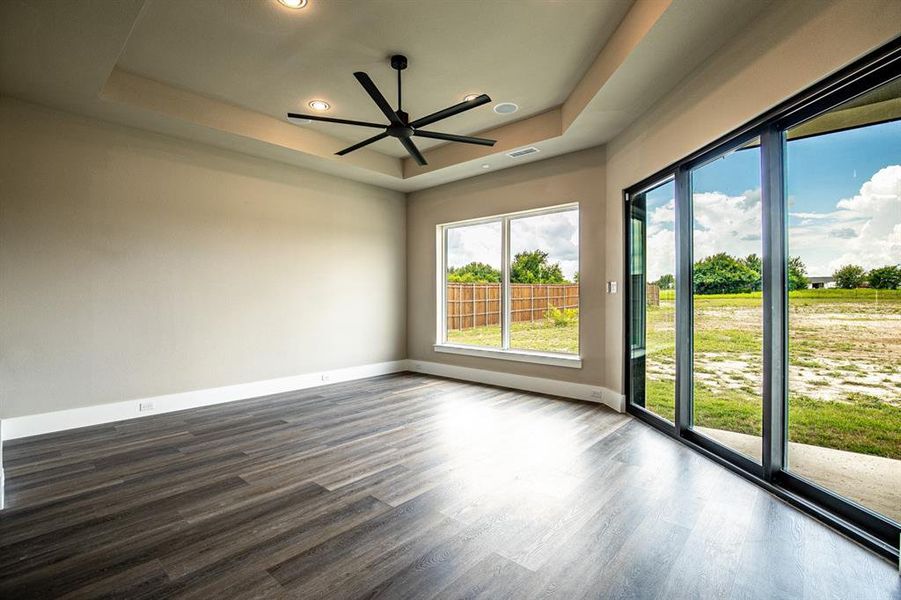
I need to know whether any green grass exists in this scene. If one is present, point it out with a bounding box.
[659,288,901,302]
[645,382,901,458]
[447,320,578,354]
[446,289,900,458]
[641,288,901,459]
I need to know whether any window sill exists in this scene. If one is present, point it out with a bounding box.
[433,344,582,368]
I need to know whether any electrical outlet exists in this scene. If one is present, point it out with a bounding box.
[139,402,154,412]
[590,389,604,400]
[321,374,331,382]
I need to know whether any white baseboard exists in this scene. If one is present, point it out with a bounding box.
[0,358,625,443]
[406,360,625,413]
[0,359,622,509]
[1,360,408,441]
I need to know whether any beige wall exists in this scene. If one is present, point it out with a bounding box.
[406,147,609,387]
[2,0,898,422]
[407,0,901,395]
[602,0,901,393]
[0,99,406,419]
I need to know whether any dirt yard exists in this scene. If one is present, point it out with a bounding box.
[645,289,901,460]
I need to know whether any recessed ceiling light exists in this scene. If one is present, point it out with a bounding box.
[463,94,480,102]
[493,102,518,115]
[308,100,330,111]
[278,0,308,8]
[481,164,491,169]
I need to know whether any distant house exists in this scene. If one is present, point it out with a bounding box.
[809,276,835,289]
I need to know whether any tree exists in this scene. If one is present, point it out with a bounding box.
[742,254,762,291]
[788,256,809,291]
[742,254,762,274]
[447,262,500,283]
[833,264,867,289]
[654,274,674,290]
[693,253,759,294]
[867,265,901,290]
[510,250,566,284]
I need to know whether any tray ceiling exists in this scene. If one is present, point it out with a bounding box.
[0,0,773,191]
[117,0,633,157]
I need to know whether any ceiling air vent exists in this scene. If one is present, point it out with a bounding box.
[506,146,540,159]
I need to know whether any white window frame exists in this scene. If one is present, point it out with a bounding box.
[435,203,581,368]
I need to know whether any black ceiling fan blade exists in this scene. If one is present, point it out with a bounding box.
[409,94,491,129]
[287,113,385,128]
[399,137,427,166]
[353,72,402,125]
[413,130,496,147]
[335,132,389,156]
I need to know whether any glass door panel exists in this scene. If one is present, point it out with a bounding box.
[689,140,764,462]
[629,180,677,423]
[785,78,901,523]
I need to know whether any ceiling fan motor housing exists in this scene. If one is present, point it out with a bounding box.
[387,124,414,138]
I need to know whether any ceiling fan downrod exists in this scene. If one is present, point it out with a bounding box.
[392,54,406,119]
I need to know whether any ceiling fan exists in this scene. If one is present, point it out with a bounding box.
[287,55,496,166]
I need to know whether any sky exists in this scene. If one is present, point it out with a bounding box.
[644,119,901,280]
[446,209,579,280]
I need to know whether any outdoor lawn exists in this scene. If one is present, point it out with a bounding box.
[448,289,901,459]
[645,288,901,459]
[447,319,579,354]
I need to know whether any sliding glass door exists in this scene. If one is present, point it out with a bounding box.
[629,180,677,424]
[784,79,901,525]
[690,140,764,462]
[624,41,900,559]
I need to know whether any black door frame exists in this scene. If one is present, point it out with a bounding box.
[622,35,901,561]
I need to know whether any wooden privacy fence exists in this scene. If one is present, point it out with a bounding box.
[647,283,660,307]
[446,283,579,331]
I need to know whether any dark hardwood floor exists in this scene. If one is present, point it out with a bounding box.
[1,373,898,599]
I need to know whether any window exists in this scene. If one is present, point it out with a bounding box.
[624,40,900,560]
[785,80,901,523]
[438,204,580,366]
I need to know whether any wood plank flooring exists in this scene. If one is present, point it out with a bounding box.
[1,373,898,599]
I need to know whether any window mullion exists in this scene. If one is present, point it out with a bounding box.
[674,166,693,436]
[761,124,787,481]
[439,225,448,345]
[502,217,511,350]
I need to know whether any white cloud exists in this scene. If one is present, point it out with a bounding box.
[447,221,502,269]
[511,210,579,279]
[646,189,762,281]
[446,209,580,279]
[790,165,901,274]
[646,198,675,282]
[449,166,901,284]
[644,165,901,280]
[693,188,762,262]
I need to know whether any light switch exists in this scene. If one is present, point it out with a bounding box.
[607,281,617,294]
